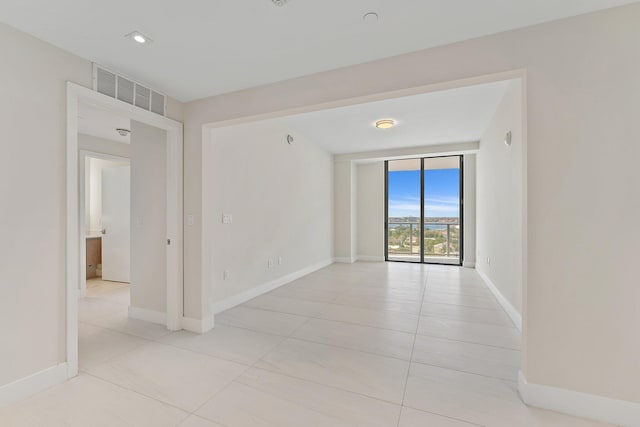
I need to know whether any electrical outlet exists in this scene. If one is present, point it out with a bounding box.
[268,259,274,269]
[223,270,230,280]
[222,213,233,224]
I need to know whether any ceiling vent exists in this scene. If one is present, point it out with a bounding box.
[92,64,166,116]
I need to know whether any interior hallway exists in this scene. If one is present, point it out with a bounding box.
[0,264,611,426]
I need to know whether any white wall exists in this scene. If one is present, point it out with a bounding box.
[350,163,358,261]
[333,160,355,262]
[462,154,477,268]
[183,3,640,407]
[130,121,167,314]
[356,162,385,260]
[79,133,131,159]
[205,121,333,308]
[476,80,523,315]
[0,22,92,388]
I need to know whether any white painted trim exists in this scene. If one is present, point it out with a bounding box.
[334,257,355,264]
[211,258,334,314]
[128,306,167,325]
[182,315,215,334]
[476,268,522,331]
[79,155,87,296]
[66,82,184,382]
[0,363,67,409]
[462,261,476,268]
[357,255,385,262]
[66,89,79,378]
[519,371,640,427]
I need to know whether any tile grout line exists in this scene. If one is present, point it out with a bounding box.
[397,267,493,427]
[81,370,195,416]
[404,359,520,384]
[396,267,431,427]
[418,311,517,329]
[411,328,521,351]
[233,303,420,336]
[190,293,330,426]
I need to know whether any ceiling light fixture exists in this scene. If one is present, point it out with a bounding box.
[116,128,131,137]
[363,12,379,23]
[125,31,152,44]
[272,0,289,6]
[375,119,395,129]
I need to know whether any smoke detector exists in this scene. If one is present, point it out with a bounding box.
[116,128,131,137]
[272,0,289,6]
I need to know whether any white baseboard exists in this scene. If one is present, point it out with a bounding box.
[462,261,476,268]
[128,306,166,325]
[334,257,355,264]
[357,255,385,262]
[519,371,640,427]
[0,363,68,409]
[129,306,215,334]
[476,268,522,331]
[211,258,334,314]
[182,315,215,334]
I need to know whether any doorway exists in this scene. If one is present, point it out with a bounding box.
[66,83,183,379]
[80,153,131,296]
[385,155,463,265]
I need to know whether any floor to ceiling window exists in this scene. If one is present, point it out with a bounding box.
[385,155,463,265]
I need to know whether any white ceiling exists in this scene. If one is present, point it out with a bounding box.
[79,102,131,143]
[0,1,636,102]
[273,80,511,154]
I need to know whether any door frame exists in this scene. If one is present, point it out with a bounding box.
[79,151,130,296]
[384,154,464,266]
[66,82,183,379]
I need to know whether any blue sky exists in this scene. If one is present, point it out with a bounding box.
[388,168,460,218]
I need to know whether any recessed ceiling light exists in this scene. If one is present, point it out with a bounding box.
[125,31,152,45]
[375,119,395,129]
[272,0,289,6]
[116,128,131,137]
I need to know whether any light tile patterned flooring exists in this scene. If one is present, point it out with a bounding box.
[0,264,616,426]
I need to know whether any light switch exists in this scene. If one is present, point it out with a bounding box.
[187,214,195,226]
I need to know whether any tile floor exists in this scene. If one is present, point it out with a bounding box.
[0,264,617,426]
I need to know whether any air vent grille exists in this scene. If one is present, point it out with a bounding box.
[93,64,166,116]
[135,84,150,110]
[96,68,116,98]
[117,76,134,104]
